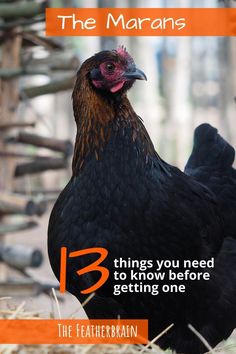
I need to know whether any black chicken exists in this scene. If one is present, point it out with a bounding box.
[48,48,236,354]
[185,123,236,239]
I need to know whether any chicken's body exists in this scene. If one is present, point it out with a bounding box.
[48,49,236,354]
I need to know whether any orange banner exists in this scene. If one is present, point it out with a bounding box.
[0,319,148,344]
[46,8,236,36]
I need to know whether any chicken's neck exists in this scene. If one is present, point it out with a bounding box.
[72,85,155,176]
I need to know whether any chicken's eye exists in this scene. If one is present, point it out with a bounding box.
[105,62,115,73]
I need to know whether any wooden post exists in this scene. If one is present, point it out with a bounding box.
[0,28,22,280]
[0,29,22,188]
[7,132,73,156]
[21,76,75,99]
[0,1,47,19]
[0,1,74,290]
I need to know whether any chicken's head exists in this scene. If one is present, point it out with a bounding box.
[79,46,147,95]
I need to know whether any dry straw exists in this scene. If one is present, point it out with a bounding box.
[0,295,234,354]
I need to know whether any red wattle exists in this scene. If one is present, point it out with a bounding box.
[110,81,125,93]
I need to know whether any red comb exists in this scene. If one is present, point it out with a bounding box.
[116,45,133,62]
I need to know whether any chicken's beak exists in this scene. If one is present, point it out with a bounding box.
[123,68,147,81]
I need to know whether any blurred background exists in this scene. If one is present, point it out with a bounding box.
[0,0,235,324]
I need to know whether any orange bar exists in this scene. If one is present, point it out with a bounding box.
[0,319,148,344]
[59,247,67,293]
[46,8,236,37]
